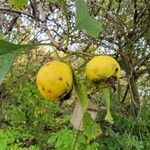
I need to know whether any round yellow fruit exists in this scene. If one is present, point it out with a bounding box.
[36,61,73,101]
[86,55,121,82]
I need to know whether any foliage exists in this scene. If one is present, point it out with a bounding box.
[0,59,150,149]
[0,0,150,149]
[49,0,58,4]
[82,112,102,142]
[47,127,101,150]
[0,40,37,86]
[0,52,18,86]
[47,128,75,150]
[101,129,144,150]
[75,0,102,38]
[8,0,28,10]
[73,73,88,112]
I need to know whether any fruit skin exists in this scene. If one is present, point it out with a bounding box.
[86,55,121,124]
[36,61,73,101]
[86,55,121,82]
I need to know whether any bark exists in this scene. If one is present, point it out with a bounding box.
[121,54,140,107]
[129,75,140,106]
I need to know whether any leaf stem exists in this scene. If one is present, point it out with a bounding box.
[72,124,82,150]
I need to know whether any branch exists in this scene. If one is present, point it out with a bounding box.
[43,23,68,53]
[5,14,19,34]
[0,7,34,19]
[116,0,122,13]
[121,84,129,103]
[29,0,38,18]
[133,0,138,26]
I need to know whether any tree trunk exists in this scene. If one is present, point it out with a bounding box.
[129,75,140,106]
[121,54,140,107]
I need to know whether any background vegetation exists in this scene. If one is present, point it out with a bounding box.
[0,0,150,149]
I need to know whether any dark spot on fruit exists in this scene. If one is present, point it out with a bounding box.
[42,86,45,91]
[115,68,118,72]
[66,81,69,87]
[59,77,63,81]
[48,90,51,93]
[95,73,101,77]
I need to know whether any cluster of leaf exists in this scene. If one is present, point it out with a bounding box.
[97,93,150,150]
[98,109,150,150]
[47,127,100,150]
[0,57,97,149]
[7,0,102,38]
[0,57,150,149]
[8,0,28,10]
[75,0,102,38]
[0,0,149,149]
[0,62,70,149]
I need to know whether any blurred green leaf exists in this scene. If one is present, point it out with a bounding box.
[73,73,88,112]
[49,0,58,4]
[48,129,75,150]
[75,0,102,38]
[8,0,28,10]
[0,39,30,55]
[102,88,114,124]
[0,40,36,85]
[0,51,18,86]
[0,129,15,150]
[82,112,102,142]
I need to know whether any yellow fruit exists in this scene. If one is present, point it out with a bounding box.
[86,56,121,124]
[86,55,121,82]
[36,61,73,101]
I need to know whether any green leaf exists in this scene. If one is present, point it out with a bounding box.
[0,40,36,85]
[48,129,75,150]
[0,129,15,150]
[73,73,88,112]
[49,0,58,4]
[0,51,18,85]
[0,39,31,55]
[75,0,102,38]
[82,112,102,141]
[8,0,28,10]
[102,88,114,124]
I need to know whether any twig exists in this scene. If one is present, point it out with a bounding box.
[0,7,35,19]
[121,84,129,103]
[60,0,70,48]
[72,129,81,150]
[129,104,142,136]
[72,119,82,150]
